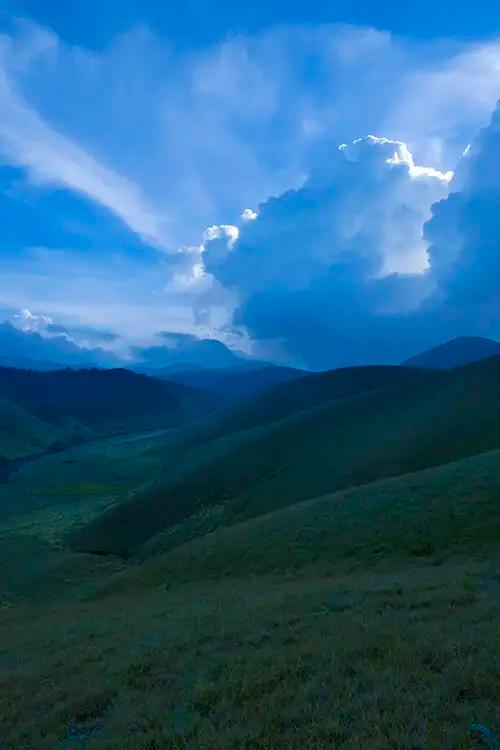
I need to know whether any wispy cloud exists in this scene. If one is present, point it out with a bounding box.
[0,31,172,251]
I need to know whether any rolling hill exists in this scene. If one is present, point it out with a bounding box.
[403,335,500,369]
[155,363,305,402]
[113,446,500,586]
[2,356,499,750]
[71,357,500,556]
[0,366,217,463]
[0,397,65,464]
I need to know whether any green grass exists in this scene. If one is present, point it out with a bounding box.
[0,397,65,462]
[72,356,500,555]
[0,361,499,748]
[0,366,218,463]
[131,447,500,573]
[0,447,498,749]
[0,428,177,601]
[0,559,498,749]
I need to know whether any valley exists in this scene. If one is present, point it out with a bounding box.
[0,354,498,749]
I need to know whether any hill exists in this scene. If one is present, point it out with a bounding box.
[1,364,499,750]
[0,397,65,464]
[403,335,500,369]
[0,354,64,371]
[71,356,500,555]
[1,446,498,750]
[0,367,218,462]
[155,363,305,402]
[113,447,500,584]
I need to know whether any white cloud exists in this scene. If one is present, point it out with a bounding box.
[13,307,52,333]
[383,39,500,168]
[0,29,173,251]
[204,135,449,294]
[202,224,239,247]
[184,134,451,366]
[2,19,500,253]
[3,18,500,365]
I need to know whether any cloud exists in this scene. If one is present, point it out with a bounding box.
[10,306,117,347]
[198,104,500,368]
[0,23,172,250]
[3,16,500,365]
[241,208,258,221]
[423,101,500,327]
[0,320,121,367]
[47,322,119,345]
[201,134,450,365]
[13,307,53,333]
[384,39,500,168]
[4,18,500,252]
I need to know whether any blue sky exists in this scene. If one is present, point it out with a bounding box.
[2,0,500,368]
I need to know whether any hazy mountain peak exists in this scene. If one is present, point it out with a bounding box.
[403,336,500,370]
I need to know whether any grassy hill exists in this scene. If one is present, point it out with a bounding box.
[0,397,65,464]
[159,364,305,402]
[1,356,499,749]
[128,448,500,584]
[0,367,217,463]
[1,447,498,749]
[71,357,500,555]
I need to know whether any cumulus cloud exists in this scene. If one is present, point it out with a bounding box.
[3,17,500,366]
[198,135,449,366]
[241,208,258,221]
[424,101,500,327]
[196,117,500,368]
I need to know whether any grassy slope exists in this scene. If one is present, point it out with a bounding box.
[0,397,65,463]
[0,366,215,430]
[0,451,498,749]
[180,364,423,444]
[128,448,500,583]
[72,357,500,555]
[0,428,184,610]
[0,367,217,463]
[0,361,499,749]
[162,364,305,401]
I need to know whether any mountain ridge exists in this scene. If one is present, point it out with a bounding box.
[403,335,500,369]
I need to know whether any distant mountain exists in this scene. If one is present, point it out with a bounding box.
[133,334,248,370]
[403,336,500,370]
[155,364,305,402]
[0,367,218,462]
[0,322,122,369]
[0,355,65,371]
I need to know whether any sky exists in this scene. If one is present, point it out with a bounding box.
[2,0,500,369]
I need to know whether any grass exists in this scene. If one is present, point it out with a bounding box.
[0,560,498,749]
[0,361,499,748]
[0,397,64,462]
[132,447,500,572]
[0,366,218,463]
[0,428,175,601]
[72,356,500,555]
[0,447,498,748]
